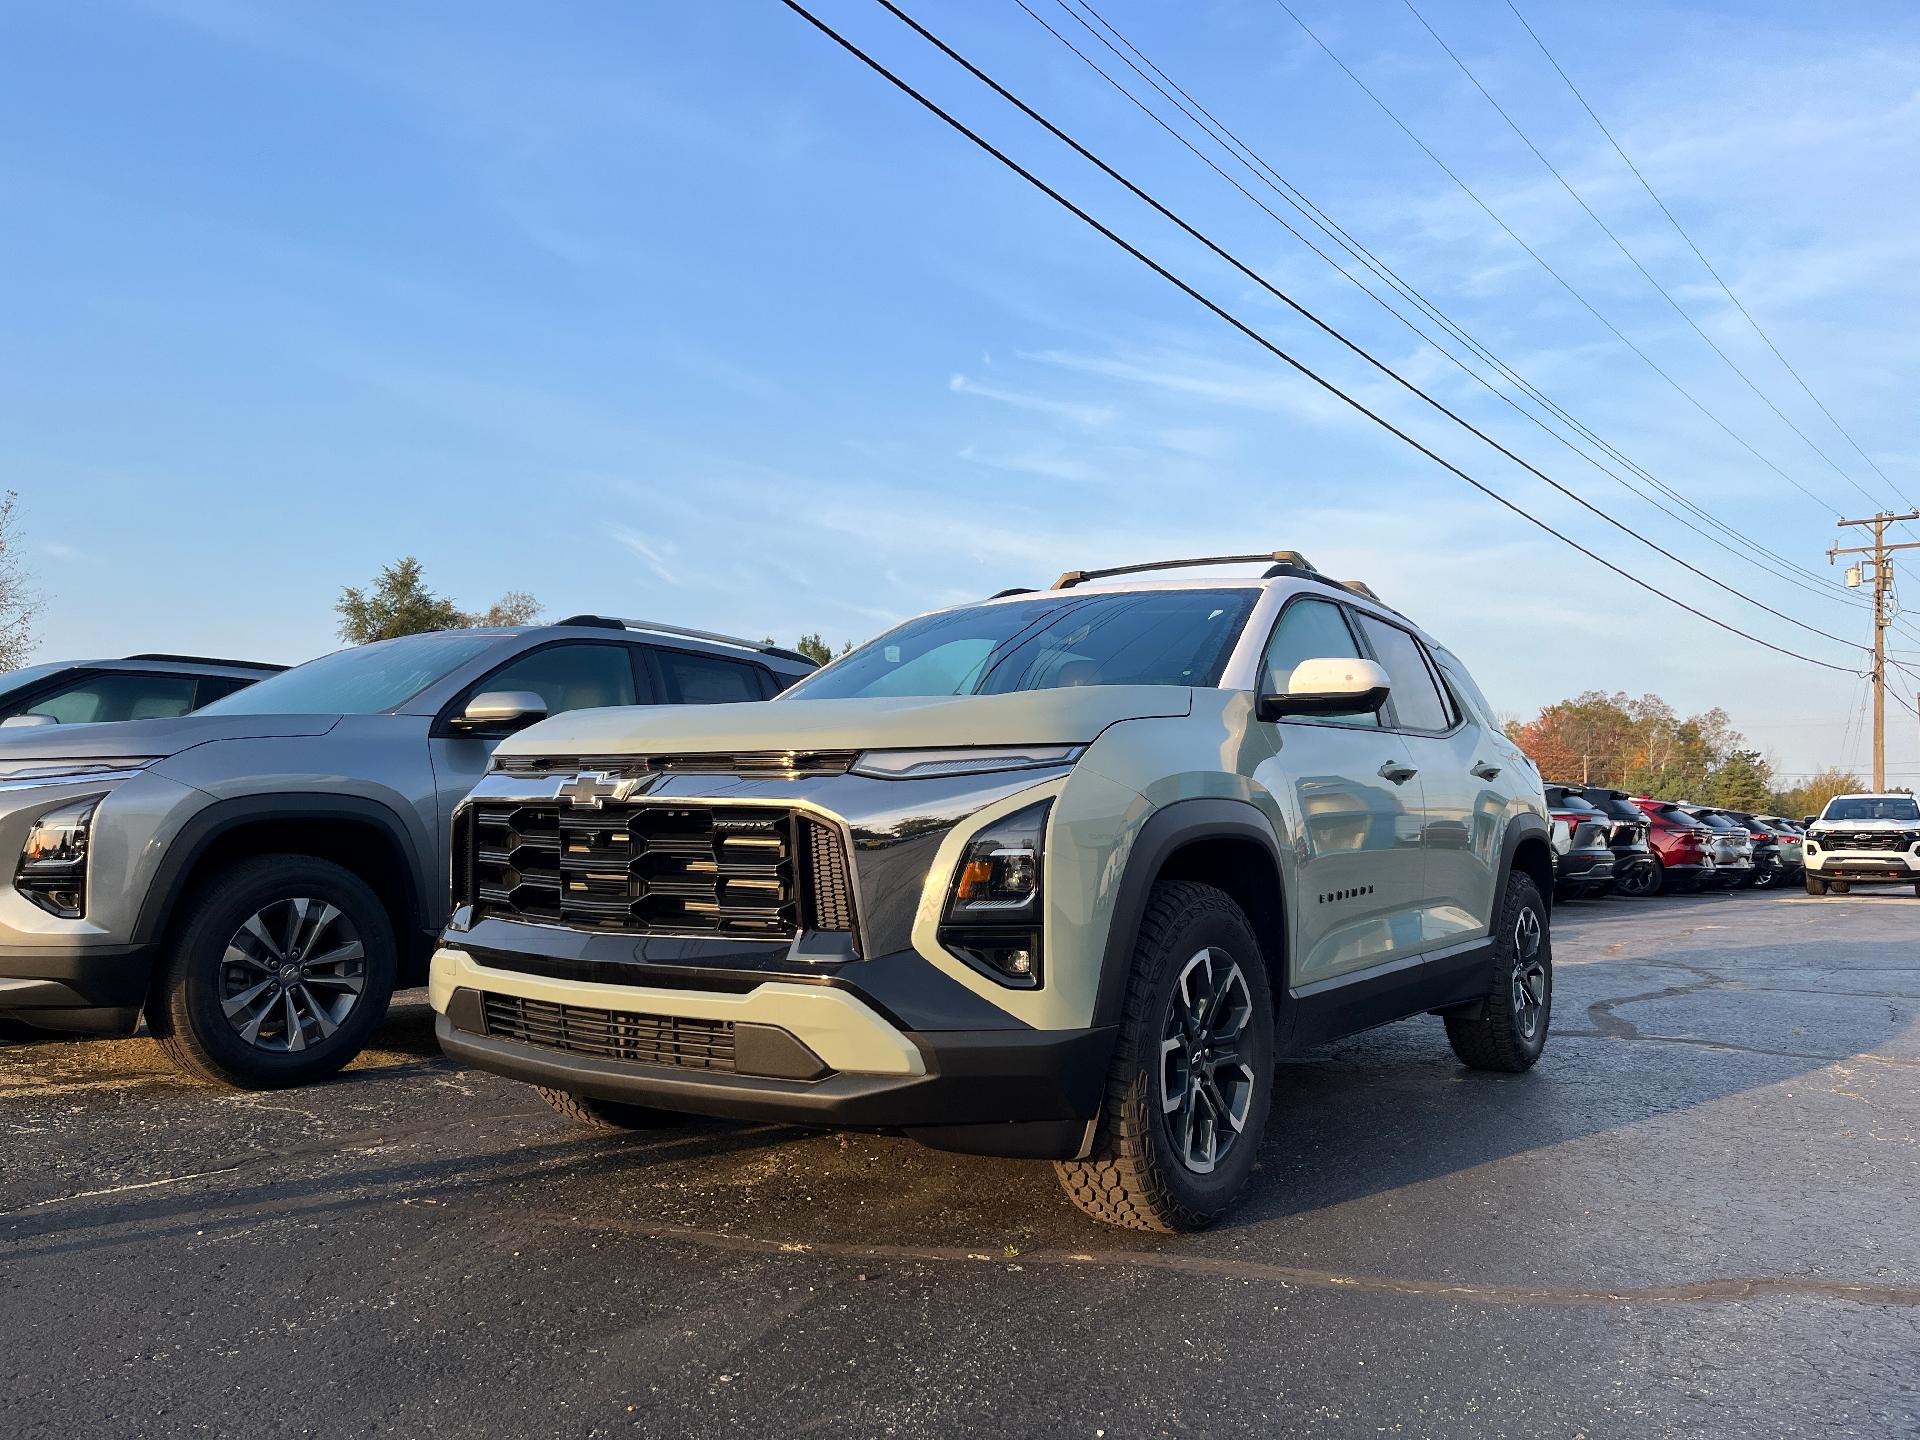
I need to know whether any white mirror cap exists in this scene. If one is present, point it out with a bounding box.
[1,714,58,728]
[464,690,548,722]
[1287,656,1391,697]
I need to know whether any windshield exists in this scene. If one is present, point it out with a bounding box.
[783,588,1259,701]
[1821,795,1920,823]
[198,632,500,716]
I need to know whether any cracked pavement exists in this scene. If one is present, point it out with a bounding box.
[3,888,1917,1437]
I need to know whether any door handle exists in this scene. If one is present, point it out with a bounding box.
[1378,761,1418,785]
[1472,761,1502,780]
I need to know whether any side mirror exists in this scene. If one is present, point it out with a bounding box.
[1802,815,1816,828]
[1,714,58,728]
[453,690,548,735]
[1257,657,1392,722]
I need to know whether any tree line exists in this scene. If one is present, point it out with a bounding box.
[1503,690,1868,818]
[336,555,848,665]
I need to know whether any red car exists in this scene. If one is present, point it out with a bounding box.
[1630,797,1716,894]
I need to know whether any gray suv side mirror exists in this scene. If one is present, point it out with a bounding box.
[1257,657,1392,722]
[454,690,548,735]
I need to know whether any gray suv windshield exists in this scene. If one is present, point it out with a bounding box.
[785,588,1258,700]
[199,632,499,715]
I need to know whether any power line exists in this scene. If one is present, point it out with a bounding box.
[777,0,1864,676]
[878,0,1865,654]
[1501,0,1919,518]
[1023,0,1874,617]
[1269,0,1849,522]
[1401,0,1895,517]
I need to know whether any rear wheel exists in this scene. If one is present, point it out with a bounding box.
[147,856,396,1089]
[536,1087,685,1131]
[1615,863,1657,898]
[1805,874,1829,896]
[1444,870,1551,1073]
[1054,881,1275,1233]
[1750,863,1778,890]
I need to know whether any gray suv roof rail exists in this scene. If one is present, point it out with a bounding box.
[552,615,816,668]
[1051,551,1317,590]
[123,653,286,671]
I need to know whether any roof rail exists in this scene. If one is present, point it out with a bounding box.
[1052,552,1316,590]
[1338,580,1384,603]
[124,653,286,671]
[551,615,816,667]
[988,586,1036,599]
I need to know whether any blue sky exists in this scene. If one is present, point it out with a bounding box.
[5,0,1919,783]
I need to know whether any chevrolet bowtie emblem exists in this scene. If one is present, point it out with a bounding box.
[557,771,622,809]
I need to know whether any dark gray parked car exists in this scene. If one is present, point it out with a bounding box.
[0,653,283,725]
[0,617,814,1086]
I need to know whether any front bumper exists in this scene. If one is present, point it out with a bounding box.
[0,941,157,1032]
[1806,849,1920,879]
[431,944,1112,1158]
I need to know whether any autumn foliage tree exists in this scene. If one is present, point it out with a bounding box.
[1505,690,1777,805]
[336,557,540,644]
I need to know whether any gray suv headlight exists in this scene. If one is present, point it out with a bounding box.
[17,797,98,918]
[938,799,1051,987]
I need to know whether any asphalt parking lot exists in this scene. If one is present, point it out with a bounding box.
[4,888,1917,1439]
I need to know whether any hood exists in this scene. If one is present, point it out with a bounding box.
[0,713,339,762]
[1812,817,1915,830]
[498,685,1195,758]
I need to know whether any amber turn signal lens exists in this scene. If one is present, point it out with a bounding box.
[956,858,994,901]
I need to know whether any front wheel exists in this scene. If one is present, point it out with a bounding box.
[1805,874,1829,896]
[1444,870,1551,1073]
[1830,879,1852,895]
[1054,881,1275,1233]
[147,856,396,1089]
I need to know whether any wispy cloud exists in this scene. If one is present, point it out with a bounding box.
[608,527,678,586]
[946,373,1118,430]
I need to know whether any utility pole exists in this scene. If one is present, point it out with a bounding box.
[1829,510,1920,789]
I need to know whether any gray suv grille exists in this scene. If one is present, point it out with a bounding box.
[481,994,735,1070]
[467,802,855,942]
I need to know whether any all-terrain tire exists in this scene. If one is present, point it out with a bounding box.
[535,1086,686,1131]
[147,855,396,1089]
[1444,870,1551,1073]
[1054,881,1275,1233]
[1804,874,1828,896]
[1830,879,1852,895]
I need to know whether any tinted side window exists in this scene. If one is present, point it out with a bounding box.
[654,649,769,705]
[477,643,637,716]
[195,676,258,707]
[1258,598,1378,728]
[1353,614,1452,732]
[27,672,200,724]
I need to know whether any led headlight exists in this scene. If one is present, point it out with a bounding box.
[16,796,99,918]
[939,799,1050,987]
[851,746,1082,780]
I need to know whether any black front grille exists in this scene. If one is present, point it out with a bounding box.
[1825,831,1914,851]
[469,801,855,942]
[481,994,735,1070]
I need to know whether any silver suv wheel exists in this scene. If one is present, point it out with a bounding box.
[1160,947,1256,1175]
[219,898,367,1053]
[1510,908,1546,1041]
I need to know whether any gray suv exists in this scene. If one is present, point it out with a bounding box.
[0,617,814,1086]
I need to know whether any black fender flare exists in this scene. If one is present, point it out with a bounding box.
[1495,811,1554,911]
[132,792,434,948]
[1091,796,1288,1029]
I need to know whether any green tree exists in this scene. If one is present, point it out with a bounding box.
[336,557,540,644]
[796,633,833,666]
[1772,767,1866,821]
[1704,748,1774,811]
[0,491,41,671]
